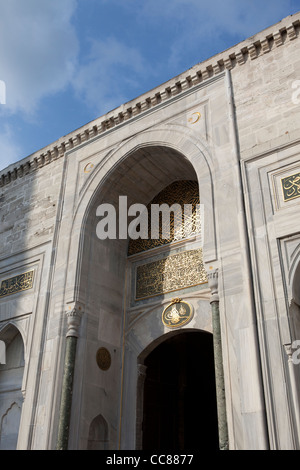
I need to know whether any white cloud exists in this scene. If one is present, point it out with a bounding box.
[0,125,22,171]
[86,1,298,90]
[0,0,296,173]
[72,37,152,115]
[118,0,297,70]
[139,0,295,34]
[0,0,294,117]
[0,0,79,115]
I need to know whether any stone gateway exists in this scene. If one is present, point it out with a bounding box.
[1,13,300,450]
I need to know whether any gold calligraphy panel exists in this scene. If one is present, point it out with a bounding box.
[0,271,34,298]
[135,249,207,300]
[281,172,300,201]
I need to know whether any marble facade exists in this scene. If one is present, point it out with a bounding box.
[0,13,300,450]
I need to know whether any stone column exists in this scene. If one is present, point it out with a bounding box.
[56,303,83,450]
[136,364,147,450]
[207,269,229,450]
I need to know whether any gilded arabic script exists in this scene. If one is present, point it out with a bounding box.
[135,249,207,300]
[162,300,193,328]
[0,271,34,298]
[128,180,201,255]
[281,172,300,202]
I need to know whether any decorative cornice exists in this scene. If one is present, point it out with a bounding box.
[0,15,299,188]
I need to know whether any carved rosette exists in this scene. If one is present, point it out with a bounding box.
[66,303,83,338]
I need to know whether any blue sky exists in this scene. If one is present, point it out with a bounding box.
[0,0,299,171]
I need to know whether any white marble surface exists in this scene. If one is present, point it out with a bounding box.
[0,12,300,450]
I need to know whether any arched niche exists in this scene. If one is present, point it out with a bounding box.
[292,261,300,307]
[0,324,25,450]
[289,256,300,347]
[87,414,109,450]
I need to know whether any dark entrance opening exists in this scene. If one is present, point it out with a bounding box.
[142,330,219,450]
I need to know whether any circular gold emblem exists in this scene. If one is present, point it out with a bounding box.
[96,347,111,371]
[162,300,193,328]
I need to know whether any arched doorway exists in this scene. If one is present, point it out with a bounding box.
[141,330,219,450]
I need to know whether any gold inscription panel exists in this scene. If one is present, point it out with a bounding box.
[0,271,34,298]
[135,249,207,300]
[281,172,300,202]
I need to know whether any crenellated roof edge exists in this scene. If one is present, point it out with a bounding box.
[1,12,299,187]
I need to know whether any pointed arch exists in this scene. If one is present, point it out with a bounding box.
[62,126,217,307]
[0,325,25,450]
[0,322,26,355]
[87,414,109,450]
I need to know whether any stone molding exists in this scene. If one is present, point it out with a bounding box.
[0,16,299,188]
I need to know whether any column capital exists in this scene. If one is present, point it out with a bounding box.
[284,343,294,363]
[207,268,219,303]
[66,301,84,337]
